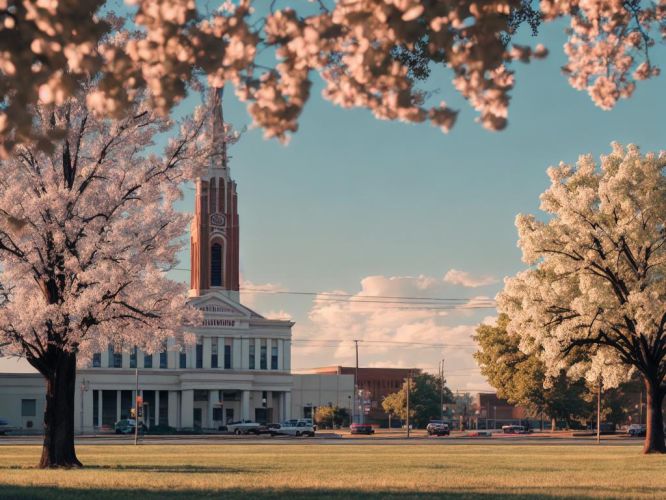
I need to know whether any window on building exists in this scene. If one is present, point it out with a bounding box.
[21,399,36,417]
[249,342,255,370]
[109,345,122,368]
[196,341,203,369]
[211,339,218,369]
[260,340,267,370]
[160,349,167,369]
[92,353,101,368]
[224,343,232,369]
[159,390,169,426]
[193,390,208,402]
[179,351,187,369]
[129,347,137,369]
[271,344,278,370]
[211,243,222,287]
[144,353,153,369]
[93,390,99,427]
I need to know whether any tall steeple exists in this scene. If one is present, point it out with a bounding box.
[190,88,240,299]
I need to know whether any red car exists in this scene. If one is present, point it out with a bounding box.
[350,423,374,435]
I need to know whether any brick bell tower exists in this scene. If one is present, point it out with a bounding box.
[190,88,240,299]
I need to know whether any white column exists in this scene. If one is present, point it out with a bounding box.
[284,340,291,371]
[187,345,195,369]
[284,392,292,421]
[100,347,109,368]
[233,338,241,369]
[168,391,178,428]
[167,338,176,369]
[116,390,121,423]
[241,390,250,420]
[241,338,250,369]
[155,390,160,427]
[83,388,94,433]
[181,390,194,428]
[203,336,212,369]
[218,337,225,369]
[137,349,144,369]
[255,338,261,369]
[208,390,217,429]
[122,350,130,369]
[97,390,103,428]
[277,340,284,371]
[266,338,272,370]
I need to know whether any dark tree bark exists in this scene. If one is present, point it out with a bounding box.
[643,377,666,454]
[34,348,82,468]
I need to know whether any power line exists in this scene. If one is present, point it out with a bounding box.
[167,269,496,304]
[291,339,477,348]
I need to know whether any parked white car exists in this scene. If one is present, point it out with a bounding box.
[226,420,262,435]
[270,421,315,437]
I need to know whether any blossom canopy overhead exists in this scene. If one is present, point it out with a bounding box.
[0,0,663,155]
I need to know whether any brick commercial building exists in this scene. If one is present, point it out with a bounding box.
[473,393,529,430]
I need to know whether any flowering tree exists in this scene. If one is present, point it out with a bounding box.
[475,314,590,430]
[0,0,663,155]
[0,84,210,467]
[499,143,666,453]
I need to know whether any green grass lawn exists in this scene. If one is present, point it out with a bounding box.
[0,443,664,499]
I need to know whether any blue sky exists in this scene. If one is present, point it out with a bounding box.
[171,19,665,390]
[2,18,665,390]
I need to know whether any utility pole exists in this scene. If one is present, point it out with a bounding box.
[354,339,359,425]
[134,367,139,446]
[406,370,411,439]
[439,359,445,422]
[596,376,602,445]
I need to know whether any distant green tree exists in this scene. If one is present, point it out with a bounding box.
[382,373,453,428]
[314,406,349,429]
[474,314,590,430]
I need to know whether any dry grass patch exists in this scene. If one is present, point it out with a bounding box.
[0,443,664,498]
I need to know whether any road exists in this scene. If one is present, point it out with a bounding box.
[0,432,646,447]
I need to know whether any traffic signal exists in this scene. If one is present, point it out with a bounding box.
[130,408,136,418]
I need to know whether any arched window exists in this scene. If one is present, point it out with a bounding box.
[211,243,223,286]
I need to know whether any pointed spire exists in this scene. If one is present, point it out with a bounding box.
[209,87,228,171]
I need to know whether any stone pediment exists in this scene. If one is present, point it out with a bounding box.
[188,291,264,320]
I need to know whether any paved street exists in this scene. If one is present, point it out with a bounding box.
[0,432,646,447]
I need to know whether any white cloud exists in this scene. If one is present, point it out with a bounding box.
[239,278,287,308]
[290,273,495,393]
[263,309,293,321]
[443,269,498,288]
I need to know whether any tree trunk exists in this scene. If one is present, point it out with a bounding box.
[642,377,665,454]
[38,349,82,468]
[551,416,557,432]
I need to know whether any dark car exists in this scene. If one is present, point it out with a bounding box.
[427,420,450,436]
[627,424,646,437]
[0,418,16,436]
[350,423,374,435]
[114,419,147,434]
